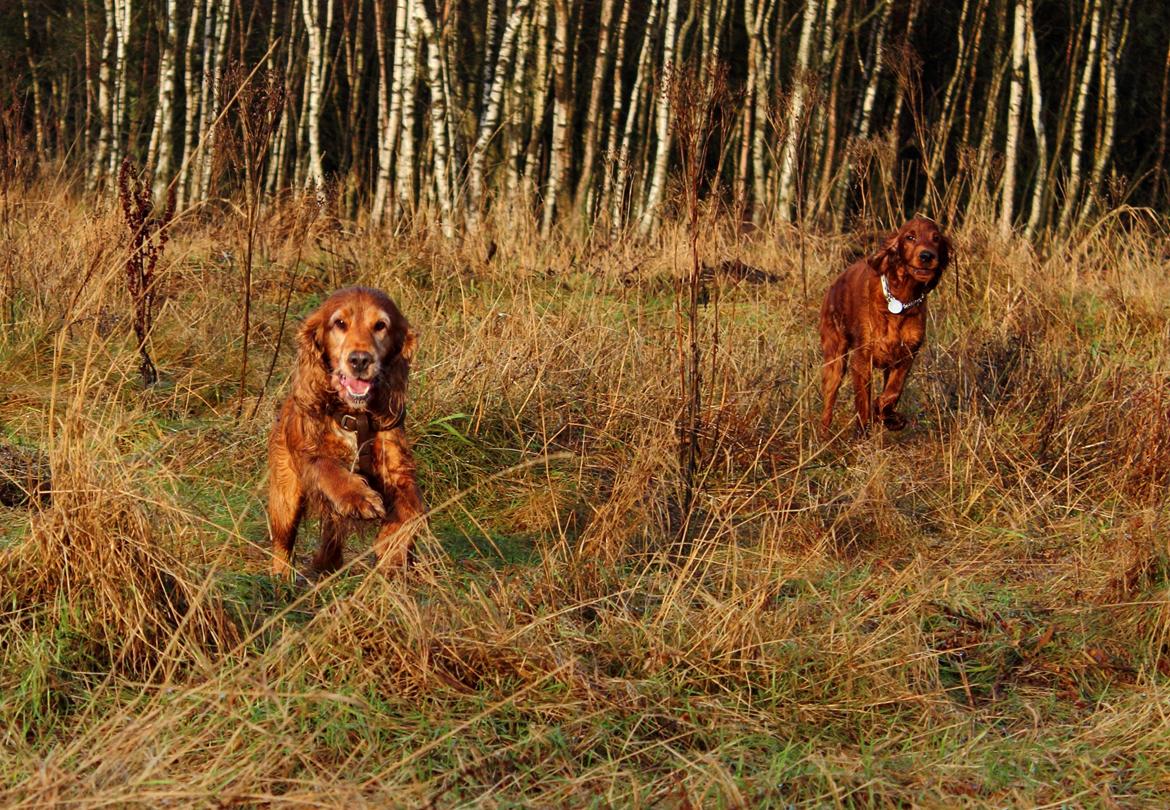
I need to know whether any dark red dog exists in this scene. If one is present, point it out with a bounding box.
[268,287,424,577]
[819,217,951,435]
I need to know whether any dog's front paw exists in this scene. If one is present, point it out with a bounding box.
[333,483,386,520]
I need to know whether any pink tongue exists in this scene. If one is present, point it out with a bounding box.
[343,376,371,395]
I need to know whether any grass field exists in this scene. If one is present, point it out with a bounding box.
[2,184,1170,806]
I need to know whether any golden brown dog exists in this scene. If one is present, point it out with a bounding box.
[819,217,951,435]
[268,286,423,577]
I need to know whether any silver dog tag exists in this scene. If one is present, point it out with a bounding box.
[887,298,903,314]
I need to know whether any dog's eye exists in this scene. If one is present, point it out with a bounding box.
[373,320,387,333]
[333,319,347,331]
[905,233,917,242]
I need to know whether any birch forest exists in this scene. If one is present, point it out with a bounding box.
[3,0,1167,236]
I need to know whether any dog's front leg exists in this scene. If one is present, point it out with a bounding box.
[306,457,387,520]
[372,429,425,569]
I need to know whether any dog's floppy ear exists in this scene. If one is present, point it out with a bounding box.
[867,231,900,276]
[292,304,332,411]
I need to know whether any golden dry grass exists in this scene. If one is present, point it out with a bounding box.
[1,182,1170,806]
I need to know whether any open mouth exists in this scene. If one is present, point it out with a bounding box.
[335,372,374,405]
[909,266,936,281]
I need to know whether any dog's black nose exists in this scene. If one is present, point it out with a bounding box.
[348,351,374,374]
[918,250,936,264]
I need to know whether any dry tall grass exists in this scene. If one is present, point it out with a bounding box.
[2,181,1170,806]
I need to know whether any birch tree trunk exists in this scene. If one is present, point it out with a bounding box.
[177,0,204,208]
[1082,0,1122,224]
[469,0,530,226]
[572,0,618,219]
[1000,0,1027,236]
[21,0,47,163]
[598,0,632,218]
[396,0,419,218]
[415,2,455,238]
[198,0,230,201]
[302,0,327,188]
[775,0,819,222]
[107,0,131,178]
[90,0,115,189]
[741,0,767,219]
[541,0,571,235]
[371,0,393,224]
[636,0,679,235]
[611,0,661,230]
[1023,0,1049,238]
[151,0,180,198]
[1058,0,1102,233]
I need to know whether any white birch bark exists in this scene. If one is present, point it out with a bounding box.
[21,0,47,162]
[775,0,819,222]
[598,0,632,215]
[1023,0,1048,237]
[371,0,393,223]
[522,0,551,199]
[573,0,618,217]
[637,0,680,235]
[1083,0,1121,223]
[396,0,419,217]
[743,0,768,217]
[150,0,180,198]
[108,0,131,178]
[541,0,572,234]
[1000,0,1027,236]
[414,2,455,238]
[469,0,530,224]
[90,0,116,189]
[611,0,661,230]
[505,9,534,197]
[198,0,229,201]
[176,0,204,207]
[302,0,327,188]
[1058,0,1102,233]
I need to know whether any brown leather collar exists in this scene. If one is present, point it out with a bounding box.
[336,405,406,476]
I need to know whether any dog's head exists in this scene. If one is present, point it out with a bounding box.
[294,287,416,415]
[868,216,951,293]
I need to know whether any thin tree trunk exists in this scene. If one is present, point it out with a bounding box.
[572,0,618,219]
[599,0,632,219]
[505,9,534,197]
[612,0,661,230]
[1023,0,1049,238]
[415,1,455,238]
[776,0,819,222]
[469,0,531,225]
[1058,0,1102,233]
[1000,0,1027,236]
[91,0,115,189]
[302,0,327,188]
[177,0,204,207]
[541,0,572,235]
[637,0,680,235]
[198,0,230,201]
[1082,0,1122,224]
[108,0,131,178]
[151,0,180,198]
[396,0,419,218]
[371,0,393,224]
[21,0,47,163]
[522,0,551,204]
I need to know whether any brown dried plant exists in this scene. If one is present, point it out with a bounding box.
[117,156,176,387]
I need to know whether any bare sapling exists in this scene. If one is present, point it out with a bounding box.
[219,64,285,414]
[117,157,176,387]
[671,63,731,545]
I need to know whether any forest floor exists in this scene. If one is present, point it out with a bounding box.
[2,185,1170,806]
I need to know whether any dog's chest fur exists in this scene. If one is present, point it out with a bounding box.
[866,310,925,368]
